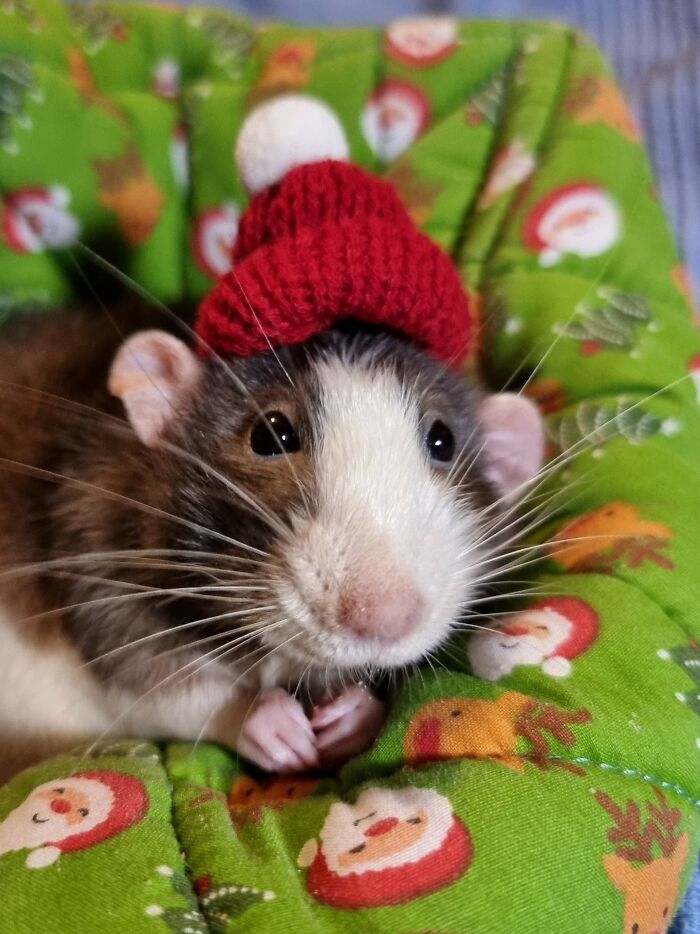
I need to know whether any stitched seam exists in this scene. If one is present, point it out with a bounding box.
[414,751,700,810]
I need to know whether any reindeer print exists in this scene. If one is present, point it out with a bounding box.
[404,691,592,774]
[93,141,164,245]
[548,503,674,573]
[596,788,690,934]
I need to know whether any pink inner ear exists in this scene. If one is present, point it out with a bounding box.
[108,330,200,448]
[478,393,545,500]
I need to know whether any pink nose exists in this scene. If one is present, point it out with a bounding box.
[338,580,424,640]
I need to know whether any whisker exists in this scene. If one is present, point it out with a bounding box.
[73,242,314,521]
[0,379,289,540]
[80,605,278,669]
[0,456,269,558]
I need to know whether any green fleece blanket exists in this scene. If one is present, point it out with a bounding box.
[1,3,700,933]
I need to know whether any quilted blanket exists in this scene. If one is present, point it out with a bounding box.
[1,4,699,932]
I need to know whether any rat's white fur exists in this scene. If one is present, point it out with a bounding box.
[270,354,481,671]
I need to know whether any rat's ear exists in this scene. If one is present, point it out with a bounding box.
[478,393,545,500]
[108,330,201,447]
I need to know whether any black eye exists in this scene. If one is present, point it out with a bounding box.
[77,808,89,817]
[426,420,455,463]
[631,924,639,934]
[250,411,300,456]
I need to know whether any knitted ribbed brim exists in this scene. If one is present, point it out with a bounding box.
[195,159,471,366]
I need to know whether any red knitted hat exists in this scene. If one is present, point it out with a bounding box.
[195,94,470,367]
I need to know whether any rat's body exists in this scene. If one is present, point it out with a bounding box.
[0,309,543,782]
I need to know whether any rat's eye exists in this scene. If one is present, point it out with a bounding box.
[250,411,300,456]
[426,420,455,463]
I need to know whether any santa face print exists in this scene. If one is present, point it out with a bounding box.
[524,185,621,267]
[298,785,472,908]
[3,186,81,253]
[321,790,436,875]
[468,609,572,682]
[361,81,430,164]
[0,777,112,855]
[468,598,599,681]
[478,141,536,210]
[191,202,239,279]
[384,16,458,67]
[0,771,148,869]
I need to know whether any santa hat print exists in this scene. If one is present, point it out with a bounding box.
[534,597,600,677]
[195,93,470,366]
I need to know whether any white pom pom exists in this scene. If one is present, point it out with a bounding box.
[235,94,349,195]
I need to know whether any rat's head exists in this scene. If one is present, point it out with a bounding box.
[108,327,543,675]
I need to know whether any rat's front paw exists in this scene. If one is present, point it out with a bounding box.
[311,684,386,767]
[237,688,319,774]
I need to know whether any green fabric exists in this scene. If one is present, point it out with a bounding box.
[1,3,700,932]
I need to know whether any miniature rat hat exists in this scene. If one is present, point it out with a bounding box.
[195,94,471,366]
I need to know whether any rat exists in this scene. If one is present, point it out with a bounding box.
[0,93,547,781]
[0,306,544,781]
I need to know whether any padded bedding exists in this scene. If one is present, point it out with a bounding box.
[1,3,700,932]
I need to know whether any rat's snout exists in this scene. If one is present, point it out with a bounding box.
[337,576,424,642]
